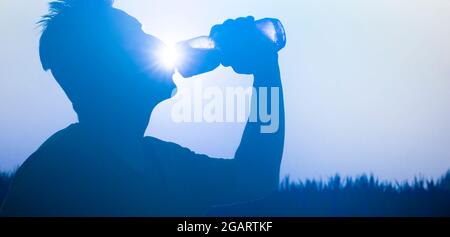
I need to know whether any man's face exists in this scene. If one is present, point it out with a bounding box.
[112,8,176,102]
[102,9,176,136]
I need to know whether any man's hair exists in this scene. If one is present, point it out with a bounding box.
[38,0,124,119]
[39,0,114,71]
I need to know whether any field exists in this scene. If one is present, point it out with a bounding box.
[1,171,449,217]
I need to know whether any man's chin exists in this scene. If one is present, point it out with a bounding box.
[149,93,173,109]
[159,94,174,103]
[162,87,177,101]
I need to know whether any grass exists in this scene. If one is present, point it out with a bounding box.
[211,171,450,217]
[0,172,13,206]
[1,170,450,216]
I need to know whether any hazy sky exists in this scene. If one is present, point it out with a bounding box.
[1,0,450,181]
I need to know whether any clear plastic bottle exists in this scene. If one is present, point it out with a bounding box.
[176,18,286,78]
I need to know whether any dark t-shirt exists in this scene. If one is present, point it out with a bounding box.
[0,123,237,217]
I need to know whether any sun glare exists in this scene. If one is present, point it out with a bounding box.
[158,44,180,70]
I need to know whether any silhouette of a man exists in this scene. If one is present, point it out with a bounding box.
[0,0,285,216]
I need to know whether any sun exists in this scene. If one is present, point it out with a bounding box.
[157,44,180,70]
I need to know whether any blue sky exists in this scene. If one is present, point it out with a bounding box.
[1,0,450,181]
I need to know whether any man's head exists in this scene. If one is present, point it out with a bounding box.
[40,0,176,137]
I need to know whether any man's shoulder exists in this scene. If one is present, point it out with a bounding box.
[4,124,81,201]
[36,123,79,150]
[18,124,81,173]
[142,136,213,163]
[142,136,192,155]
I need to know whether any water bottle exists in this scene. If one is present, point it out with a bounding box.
[176,18,286,78]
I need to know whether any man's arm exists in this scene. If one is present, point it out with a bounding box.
[234,55,285,200]
[165,17,285,206]
[210,16,286,201]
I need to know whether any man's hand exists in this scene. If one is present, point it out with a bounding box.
[210,16,278,75]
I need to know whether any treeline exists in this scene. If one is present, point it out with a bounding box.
[1,170,450,216]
